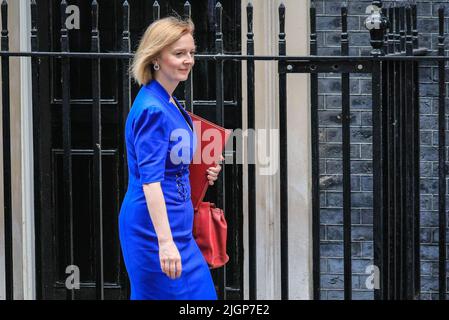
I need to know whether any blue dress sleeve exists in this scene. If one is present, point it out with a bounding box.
[132,106,169,185]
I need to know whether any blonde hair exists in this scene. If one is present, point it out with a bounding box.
[130,17,195,86]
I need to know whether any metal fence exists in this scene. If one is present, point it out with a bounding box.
[1,0,448,300]
[306,1,447,300]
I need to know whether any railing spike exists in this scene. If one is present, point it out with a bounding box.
[184,1,191,18]
[1,0,8,32]
[153,1,160,21]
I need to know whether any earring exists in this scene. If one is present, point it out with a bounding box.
[153,63,160,71]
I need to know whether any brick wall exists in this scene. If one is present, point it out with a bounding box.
[314,0,449,300]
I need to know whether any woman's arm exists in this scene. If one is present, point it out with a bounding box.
[143,182,182,279]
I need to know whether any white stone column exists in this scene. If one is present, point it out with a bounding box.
[0,0,35,300]
[19,0,35,300]
[241,0,312,299]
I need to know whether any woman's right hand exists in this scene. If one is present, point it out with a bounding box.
[158,239,182,279]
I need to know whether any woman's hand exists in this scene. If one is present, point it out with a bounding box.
[158,239,182,279]
[207,154,224,186]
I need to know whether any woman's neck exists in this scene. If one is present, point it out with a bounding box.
[154,75,178,99]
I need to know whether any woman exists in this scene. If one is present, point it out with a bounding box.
[119,16,222,300]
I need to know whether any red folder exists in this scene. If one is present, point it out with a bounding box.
[187,111,232,211]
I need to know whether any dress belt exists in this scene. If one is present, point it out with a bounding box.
[128,173,189,187]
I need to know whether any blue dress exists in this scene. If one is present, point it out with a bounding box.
[119,79,217,300]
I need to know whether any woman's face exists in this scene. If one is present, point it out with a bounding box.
[155,33,196,84]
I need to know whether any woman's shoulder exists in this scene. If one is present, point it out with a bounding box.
[126,88,169,135]
[132,103,167,125]
[129,103,168,137]
[134,85,166,107]
[131,87,168,117]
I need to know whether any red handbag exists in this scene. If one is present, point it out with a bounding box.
[193,201,229,269]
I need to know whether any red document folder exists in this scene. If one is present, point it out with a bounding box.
[187,111,232,211]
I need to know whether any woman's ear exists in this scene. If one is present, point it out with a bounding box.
[153,54,161,65]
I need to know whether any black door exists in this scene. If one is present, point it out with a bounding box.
[35,0,242,299]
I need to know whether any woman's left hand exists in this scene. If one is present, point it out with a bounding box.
[206,155,224,186]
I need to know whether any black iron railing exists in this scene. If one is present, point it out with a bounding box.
[305,1,446,300]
